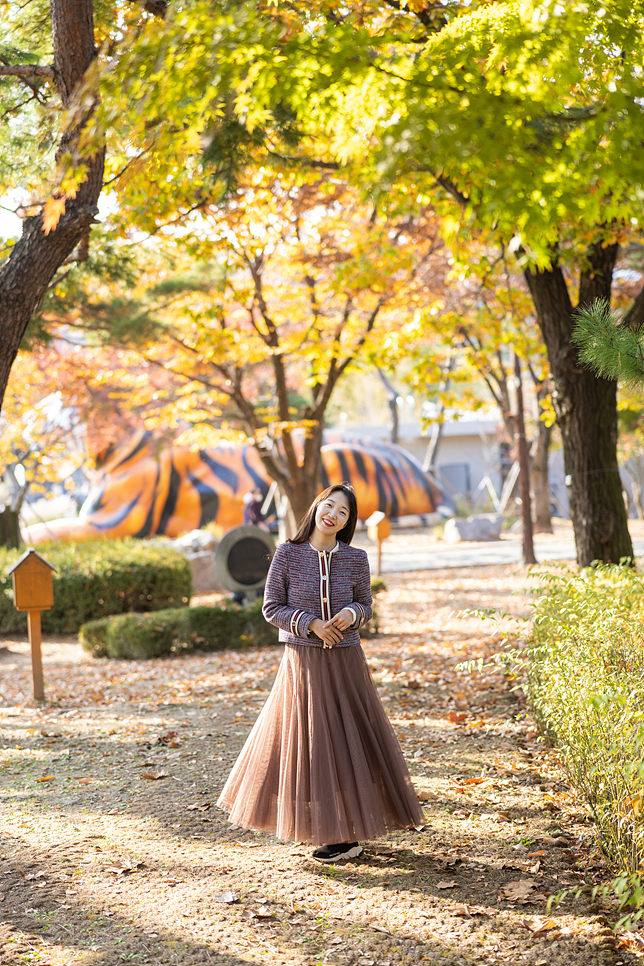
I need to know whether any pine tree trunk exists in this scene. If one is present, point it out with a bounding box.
[524,243,633,567]
[0,0,104,408]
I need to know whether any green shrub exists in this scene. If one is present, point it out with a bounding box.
[79,598,278,660]
[243,598,279,647]
[79,618,112,659]
[0,540,192,634]
[526,563,644,918]
[188,603,248,651]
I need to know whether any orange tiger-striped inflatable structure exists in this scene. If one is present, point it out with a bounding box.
[23,430,443,544]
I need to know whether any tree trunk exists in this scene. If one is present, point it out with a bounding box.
[422,352,454,471]
[287,426,324,526]
[377,368,399,444]
[524,242,633,567]
[256,421,324,534]
[531,389,553,534]
[283,475,319,530]
[0,0,104,408]
[514,353,536,565]
[0,507,21,549]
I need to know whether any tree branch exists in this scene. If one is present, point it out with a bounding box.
[0,64,55,79]
[434,174,469,208]
[622,283,644,333]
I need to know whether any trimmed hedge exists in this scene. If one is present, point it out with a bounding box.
[80,599,278,660]
[0,540,192,634]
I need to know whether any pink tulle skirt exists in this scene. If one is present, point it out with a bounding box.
[217,642,424,845]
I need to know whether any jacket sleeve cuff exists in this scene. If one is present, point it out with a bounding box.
[346,605,360,627]
[291,610,316,639]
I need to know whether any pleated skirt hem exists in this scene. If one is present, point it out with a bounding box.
[217,642,424,845]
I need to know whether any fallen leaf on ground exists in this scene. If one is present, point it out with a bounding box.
[141,770,168,781]
[452,903,470,915]
[417,790,438,802]
[617,932,644,952]
[522,917,559,935]
[245,905,274,920]
[448,712,466,724]
[436,880,458,889]
[501,879,536,903]
[157,731,179,745]
[215,891,238,903]
[186,802,212,811]
[107,860,143,875]
[36,775,55,783]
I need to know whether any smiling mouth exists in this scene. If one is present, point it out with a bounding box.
[322,518,335,528]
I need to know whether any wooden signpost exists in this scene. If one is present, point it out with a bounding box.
[366,511,391,576]
[7,548,56,701]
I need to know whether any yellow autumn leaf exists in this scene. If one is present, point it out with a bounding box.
[42,197,66,235]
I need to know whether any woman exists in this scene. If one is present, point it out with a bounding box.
[217,483,424,861]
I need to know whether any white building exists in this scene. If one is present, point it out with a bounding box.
[338,409,508,505]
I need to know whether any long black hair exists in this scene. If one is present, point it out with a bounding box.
[289,484,358,546]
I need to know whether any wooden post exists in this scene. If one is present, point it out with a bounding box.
[367,512,391,577]
[27,610,44,701]
[6,548,56,704]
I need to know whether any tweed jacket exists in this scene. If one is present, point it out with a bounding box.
[262,540,373,647]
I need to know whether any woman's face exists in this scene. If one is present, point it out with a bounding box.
[314,491,351,538]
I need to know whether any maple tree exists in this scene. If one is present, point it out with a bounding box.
[98,0,644,565]
[4,0,644,563]
[39,172,448,526]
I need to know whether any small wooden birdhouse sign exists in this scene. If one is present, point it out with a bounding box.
[6,548,56,701]
[7,548,56,611]
[365,510,391,543]
[365,511,391,576]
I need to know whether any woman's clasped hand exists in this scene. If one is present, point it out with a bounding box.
[309,608,356,647]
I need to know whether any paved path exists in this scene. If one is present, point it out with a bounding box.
[365,537,644,572]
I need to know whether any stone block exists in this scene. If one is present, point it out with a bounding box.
[443,514,504,543]
[185,550,224,593]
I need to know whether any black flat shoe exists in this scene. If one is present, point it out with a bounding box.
[311,842,363,863]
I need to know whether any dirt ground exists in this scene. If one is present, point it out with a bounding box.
[0,563,638,966]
